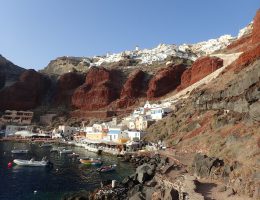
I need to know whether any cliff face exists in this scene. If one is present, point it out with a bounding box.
[41,56,90,75]
[0,55,25,87]
[145,9,260,198]
[0,69,51,110]
[179,56,223,90]
[117,69,147,108]
[53,72,86,106]
[71,67,123,110]
[147,64,187,99]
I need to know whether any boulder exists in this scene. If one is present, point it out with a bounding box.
[136,164,155,183]
[147,64,187,99]
[163,188,179,200]
[249,101,260,122]
[0,69,51,110]
[192,154,224,178]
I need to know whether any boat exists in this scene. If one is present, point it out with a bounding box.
[79,158,103,166]
[67,153,79,158]
[13,158,49,167]
[11,149,29,154]
[40,143,52,148]
[59,149,73,154]
[97,164,117,172]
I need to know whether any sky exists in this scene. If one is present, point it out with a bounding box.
[0,1,259,70]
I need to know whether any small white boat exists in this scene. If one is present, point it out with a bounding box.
[13,159,49,167]
[59,149,73,154]
[11,149,29,154]
[40,143,52,148]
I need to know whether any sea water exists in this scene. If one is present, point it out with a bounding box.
[0,141,134,200]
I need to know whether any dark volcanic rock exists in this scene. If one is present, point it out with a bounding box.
[0,69,51,110]
[0,54,25,85]
[53,72,85,106]
[0,71,5,89]
[147,64,187,99]
[192,154,224,178]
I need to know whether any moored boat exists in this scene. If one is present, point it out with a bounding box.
[79,158,102,166]
[97,164,116,172]
[59,149,73,154]
[11,149,29,154]
[40,143,52,148]
[13,158,49,167]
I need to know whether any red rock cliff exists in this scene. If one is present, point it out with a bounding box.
[117,69,146,108]
[54,72,85,106]
[179,56,223,90]
[0,69,51,110]
[252,9,260,44]
[71,67,121,110]
[147,64,187,99]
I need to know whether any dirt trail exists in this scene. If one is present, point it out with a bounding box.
[159,150,254,200]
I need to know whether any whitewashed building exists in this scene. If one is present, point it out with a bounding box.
[5,125,32,137]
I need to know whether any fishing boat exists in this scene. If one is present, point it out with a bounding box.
[79,158,102,166]
[11,149,29,154]
[40,143,52,148]
[13,158,49,167]
[97,164,116,172]
[59,149,73,154]
[67,153,79,158]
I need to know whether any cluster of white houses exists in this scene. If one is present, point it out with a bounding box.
[51,101,173,144]
[2,101,173,150]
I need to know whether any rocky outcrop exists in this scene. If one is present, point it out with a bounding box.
[252,9,260,44]
[191,154,259,198]
[72,67,122,110]
[0,71,5,89]
[0,54,25,86]
[194,60,260,119]
[0,69,51,110]
[41,56,90,75]
[178,56,223,90]
[147,64,187,99]
[117,69,146,108]
[53,72,85,106]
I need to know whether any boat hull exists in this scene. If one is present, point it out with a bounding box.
[13,159,48,167]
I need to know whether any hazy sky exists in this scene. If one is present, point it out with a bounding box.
[0,1,259,69]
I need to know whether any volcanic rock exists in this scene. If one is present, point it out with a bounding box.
[0,71,5,89]
[147,64,187,99]
[0,54,25,86]
[252,9,260,44]
[117,69,146,108]
[0,69,51,110]
[54,72,85,106]
[72,67,122,110]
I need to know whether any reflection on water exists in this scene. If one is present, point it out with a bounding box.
[0,141,134,200]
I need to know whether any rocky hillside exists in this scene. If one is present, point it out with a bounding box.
[145,9,260,198]
[0,55,25,88]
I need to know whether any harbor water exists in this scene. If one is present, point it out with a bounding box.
[0,141,135,200]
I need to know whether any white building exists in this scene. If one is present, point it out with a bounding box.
[125,130,145,141]
[58,125,77,137]
[5,125,32,137]
[103,128,129,143]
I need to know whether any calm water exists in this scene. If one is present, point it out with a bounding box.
[0,141,134,200]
